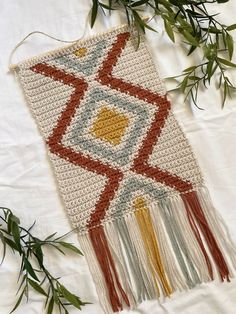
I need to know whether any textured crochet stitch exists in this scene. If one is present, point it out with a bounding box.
[15,24,236,314]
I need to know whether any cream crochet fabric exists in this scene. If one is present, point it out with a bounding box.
[13,24,235,314]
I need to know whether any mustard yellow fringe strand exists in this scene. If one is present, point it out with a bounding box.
[134,197,172,297]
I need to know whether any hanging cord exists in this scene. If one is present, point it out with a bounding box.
[8,13,90,72]
[8,14,151,72]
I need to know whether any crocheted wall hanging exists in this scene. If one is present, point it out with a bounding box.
[12,24,236,314]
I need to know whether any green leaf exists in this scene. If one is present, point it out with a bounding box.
[0,232,6,264]
[7,212,13,233]
[177,17,192,33]
[182,30,199,47]
[164,19,175,42]
[4,236,20,252]
[218,73,223,89]
[142,21,157,33]
[124,6,131,27]
[47,297,54,314]
[28,279,47,296]
[91,0,98,28]
[188,76,201,80]
[11,215,20,225]
[183,66,197,73]
[132,10,157,33]
[163,13,175,24]
[226,33,234,60]
[16,274,27,295]
[52,288,59,304]
[59,242,83,255]
[45,232,57,241]
[226,24,236,31]
[222,81,228,107]
[222,30,227,47]
[169,0,188,5]
[132,10,145,33]
[10,289,25,314]
[187,13,196,36]
[187,43,197,55]
[45,286,51,308]
[33,243,43,265]
[206,60,214,83]
[99,3,114,10]
[208,27,222,34]
[131,0,149,7]
[24,259,39,281]
[50,244,65,255]
[11,221,21,253]
[217,57,236,67]
[59,285,83,310]
[185,9,204,18]
[180,76,188,92]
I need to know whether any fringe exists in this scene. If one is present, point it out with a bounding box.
[78,187,235,314]
[103,220,136,308]
[89,226,130,312]
[150,199,190,291]
[181,191,230,281]
[79,234,113,314]
[157,199,201,288]
[196,187,236,275]
[110,218,154,302]
[134,197,172,297]
[123,212,158,300]
[166,196,211,283]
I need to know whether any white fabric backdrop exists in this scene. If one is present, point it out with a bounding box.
[0,1,236,313]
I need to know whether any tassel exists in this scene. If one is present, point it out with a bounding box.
[181,191,230,282]
[89,226,130,312]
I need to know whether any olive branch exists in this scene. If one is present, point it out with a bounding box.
[0,207,89,314]
[90,0,236,107]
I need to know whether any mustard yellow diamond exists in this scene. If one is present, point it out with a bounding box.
[91,107,129,146]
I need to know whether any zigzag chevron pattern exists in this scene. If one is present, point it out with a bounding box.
[25,31,199,231]
[17,25,234,314]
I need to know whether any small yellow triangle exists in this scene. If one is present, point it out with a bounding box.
[74,47,87,58]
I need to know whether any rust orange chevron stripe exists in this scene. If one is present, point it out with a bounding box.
[31,62,130,311]
[97,32,193,192]
[31,63,123,227]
